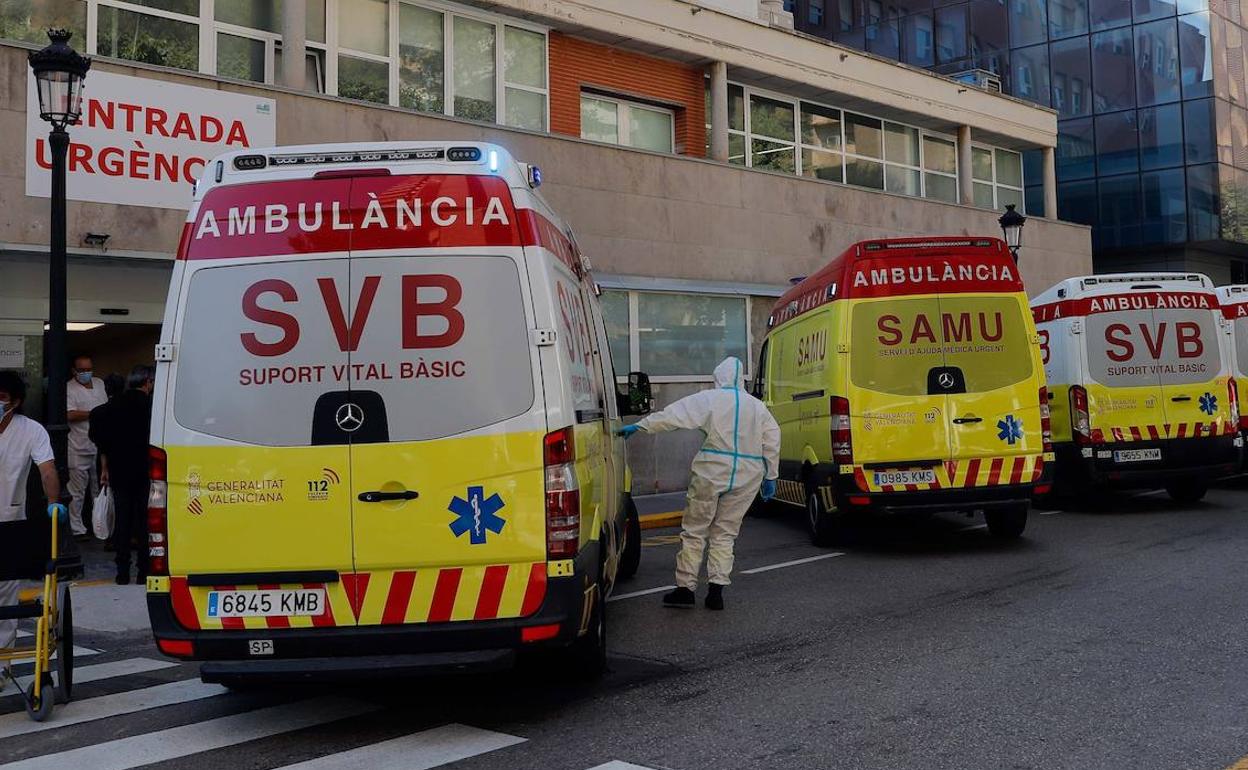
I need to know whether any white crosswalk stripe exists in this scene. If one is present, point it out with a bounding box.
[0,678,226,738]
[273,723,526,769]
[10,645,102,667]
[0,697,378,770]
[15,657,177,690]
[587,763,662,770]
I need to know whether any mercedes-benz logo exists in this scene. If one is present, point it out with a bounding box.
[335,402,364,432]
[937,372,956,389]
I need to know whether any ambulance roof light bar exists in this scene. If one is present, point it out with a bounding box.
[1082,274,1204,287]
[231,145,501,171]
[861,238,995,251]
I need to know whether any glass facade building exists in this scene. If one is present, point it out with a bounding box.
[787,0,1248,278]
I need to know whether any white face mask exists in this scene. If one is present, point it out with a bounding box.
[0,400,11,419]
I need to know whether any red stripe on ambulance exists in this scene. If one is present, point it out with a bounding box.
[341,573,370,622]
[428,568,462,623]
[381,571,416,625]
[474,565,510,620]
[520,563,547,617]
[306,582,336,627]
[258,584,290,629]
[169,577,200,630]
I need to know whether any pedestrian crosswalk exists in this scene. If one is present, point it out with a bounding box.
[1,643,668,770]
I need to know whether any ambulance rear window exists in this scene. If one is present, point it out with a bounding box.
[173,255,534,446]
[1085,307,1221,387]
[850,296,1033,395]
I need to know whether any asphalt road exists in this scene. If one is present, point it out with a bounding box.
[6,482,1248,770]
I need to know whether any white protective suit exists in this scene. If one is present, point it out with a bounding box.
[636,357,780,589]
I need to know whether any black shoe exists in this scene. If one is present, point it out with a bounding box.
[705,583,725,611]
[114,573,130,585]
[662,587,696,608]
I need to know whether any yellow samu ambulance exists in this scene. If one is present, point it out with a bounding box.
[1032,273,1241,501]
[145,142,651,682]
[756,237,1051,544]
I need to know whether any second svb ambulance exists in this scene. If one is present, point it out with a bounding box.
[1033,273,1241,501]
[145,142,650,682]
[756,237,1051,544]
[1218,284,1248,459]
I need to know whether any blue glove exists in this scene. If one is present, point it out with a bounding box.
[48,503,67,522]
[760,479,776,501]
[617,424,641,438]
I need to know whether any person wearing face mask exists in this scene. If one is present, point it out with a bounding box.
[66,355,107,541]
[0,371,64,690]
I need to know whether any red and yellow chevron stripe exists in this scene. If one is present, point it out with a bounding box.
[853,454,1045,493]
[169,562,547,631]
[1090,420,1236,443]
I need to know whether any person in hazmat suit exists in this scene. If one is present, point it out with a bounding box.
[619,357,780,610]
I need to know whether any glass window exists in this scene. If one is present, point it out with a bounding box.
[868,17,902,60]
[1051,36,1092,117]
[1012,44,1052,106]
[1026,184,1045,216]
[506,88,546,131]
[1097,173,1143,249]
[884,123,920,166]
[1184,98,1216,163]
[1141,168,1188,243]
[810,0,827,25]
[1187,163,1220,240]
[847,156,886,188]
[887,165,922,195]
[973,147,994,181]
[729,85,745,131]
[1009,0,1048,47]
[970,0,1009,73]
[1134,19,1181,105]
[803,148,845,181]
[276,46,326,92]
[216,0,279,32]
[752,139,797,173]
[0,0,85,46]
[1233,106,1248,169]
[1133,0,1177,23]
[338,54,388,104]
[453,16,496,122]
[998,185,1025,210]
[1139,103,1184,168]
[307,0,327,43]
[925,173,958,201]
[1095,110,1139,174]
[217,33,266,83]
[97,6,198,72]
[631,107,674,153]
[1058,179,1098,223]
[923,136,957,174]
[1092,28,1135,113]
[636,293,748,377]
[504,27,545,89]
[750,96,797,141]
[935,5,969,64]
[338,0,388,55]
[1089,0,1130,29]
[729,133,746,165]
[845,113,883,157]
[904,12,936,67]
[399,4,444,113]
[601,291,630,377]
[1179,12,1213,98]
[581,97,618,144]
[996,149,1024,186]
[1058,117,1097,180]
[801,103,842,150]
[1049,0,1088,38]
[975,181,997,207]
[122,0,196,12]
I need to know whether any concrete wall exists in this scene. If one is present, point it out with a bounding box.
[0,46,1094,494]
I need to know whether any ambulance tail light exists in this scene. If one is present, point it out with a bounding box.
[147,446,169,577]
[831,397,854,464]
[544,427,580,559]
[1070,386,1092,446]
[1039,386,1053,453]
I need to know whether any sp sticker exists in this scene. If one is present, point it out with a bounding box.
[448,486,506,545]
[1199,392,1218,416]
[997,415,1023,445]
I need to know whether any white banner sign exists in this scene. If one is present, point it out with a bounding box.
[26,71,276,210]
[0,336,25,370]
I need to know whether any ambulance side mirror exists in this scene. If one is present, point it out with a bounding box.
[618,371,652,416]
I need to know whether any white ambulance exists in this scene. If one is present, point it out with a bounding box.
[1032,273,1241,501]
[1217,284,1248,458]
[145,142,651,682]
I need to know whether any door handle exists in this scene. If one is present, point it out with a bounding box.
[1171,396,1192,402]
[952,417,983,424]
[358,490,419,503]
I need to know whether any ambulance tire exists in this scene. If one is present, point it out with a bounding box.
[1165,478,1208,504]
[807,487,843,548]
[985,505,1029,539]
[620,500,642,581]
[568,577,607,680]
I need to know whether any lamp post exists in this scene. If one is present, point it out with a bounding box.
[998,203,1026,264]
[28,29,90,506]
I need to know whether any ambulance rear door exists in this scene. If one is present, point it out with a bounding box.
[343,174,550,628]
[1082,298,1170,443]
[1152,293,1230,437]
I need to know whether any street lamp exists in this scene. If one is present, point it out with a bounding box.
[28,29,90,512]
[998,203,1026,263]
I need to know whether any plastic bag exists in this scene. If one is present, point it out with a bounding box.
[92,486,114,541]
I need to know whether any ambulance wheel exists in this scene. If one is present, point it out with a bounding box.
[56,587,73,704]
[619,499,641,580]
[25,675,54,722]
[1165,479,1207,504]
[807,487,842,547]
[985,505,1028,539]
[568,580,607,679]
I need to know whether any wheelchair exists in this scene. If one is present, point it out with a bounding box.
[0,508,74,721]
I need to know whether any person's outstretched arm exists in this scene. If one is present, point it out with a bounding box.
[633,391,713,435]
